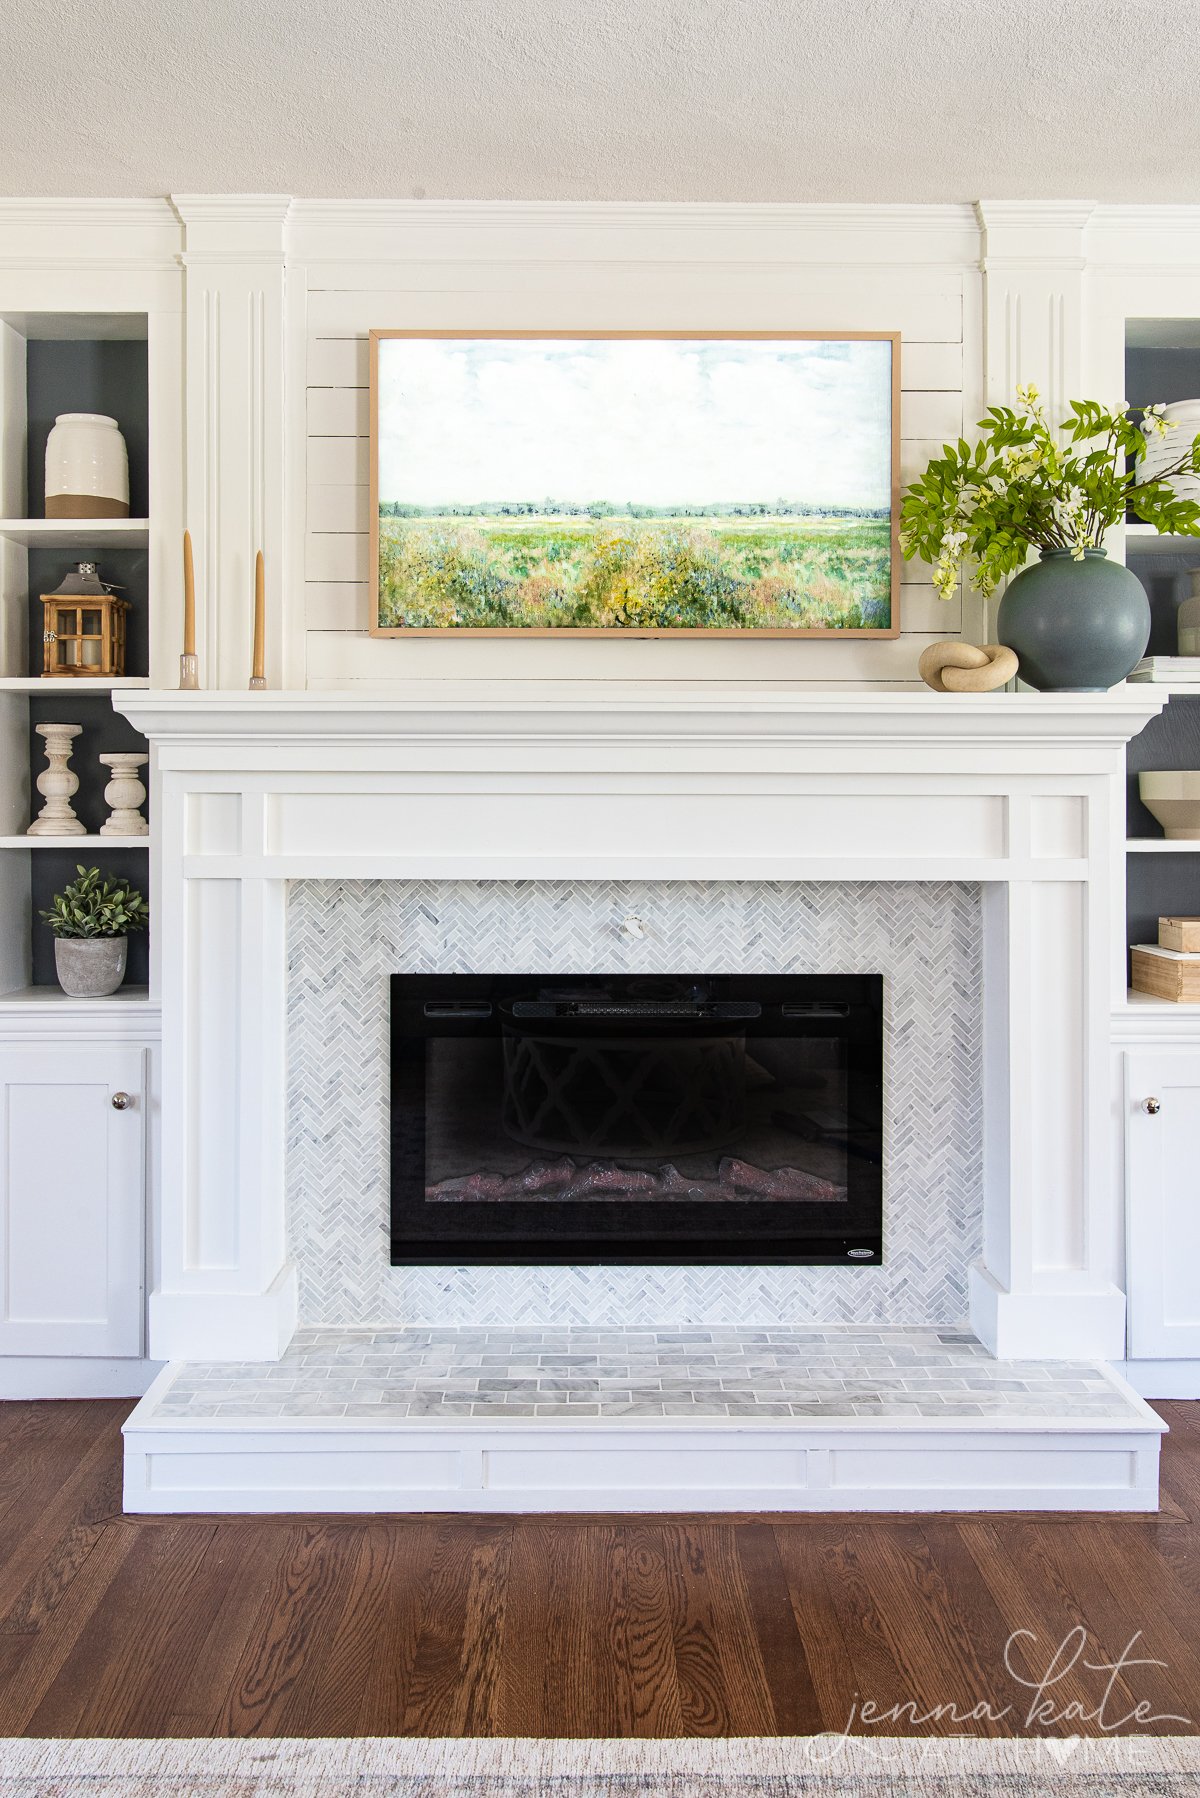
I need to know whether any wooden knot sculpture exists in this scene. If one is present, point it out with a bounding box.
[918,640,1019,693]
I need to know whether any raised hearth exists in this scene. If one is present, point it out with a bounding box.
[122,1326,1163,1513]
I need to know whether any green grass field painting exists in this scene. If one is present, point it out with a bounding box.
[372,336,896,633]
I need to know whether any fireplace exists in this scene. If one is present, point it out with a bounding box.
[390,972,883,1265]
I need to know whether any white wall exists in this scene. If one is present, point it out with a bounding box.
[285,202,987,688]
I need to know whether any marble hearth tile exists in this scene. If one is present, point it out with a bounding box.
[151,1327,1135,1424]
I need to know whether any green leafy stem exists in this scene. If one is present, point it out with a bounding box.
[900,386,1200,599]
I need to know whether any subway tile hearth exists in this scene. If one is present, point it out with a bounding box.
[150,1326,1137,1423]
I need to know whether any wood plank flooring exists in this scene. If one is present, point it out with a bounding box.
[0,1397,1196,1738]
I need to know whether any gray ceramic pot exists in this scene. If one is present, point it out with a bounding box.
[996,548,1150,692]
[54,936,127,997]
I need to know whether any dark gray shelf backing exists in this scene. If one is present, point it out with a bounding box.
[1125,345,1200,411]
[25,340,149,517]
[29,846,149,987]
[1128,552,1200,657]
[1125,694,1200,971]
[26,693,149,836]
[1127,856,1200,976]
[1126,695,1200,836]
[27,547,149,680]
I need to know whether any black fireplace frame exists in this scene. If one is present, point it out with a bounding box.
[389,972,884,1266]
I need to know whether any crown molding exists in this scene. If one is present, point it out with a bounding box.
[975,200,1096,231]
[0,197,178,228]
[285,198,981,234]
[1091,203,1200,230]
[170,194,293,226]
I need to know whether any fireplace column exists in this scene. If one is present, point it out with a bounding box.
[151,786,294,1358]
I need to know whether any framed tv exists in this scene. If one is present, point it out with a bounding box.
[369,330,900,637]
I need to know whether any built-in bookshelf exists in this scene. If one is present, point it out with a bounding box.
[0,313,155,997]
[1123,319,1200,1012]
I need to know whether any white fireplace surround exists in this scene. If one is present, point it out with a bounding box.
[116,682,1167,1368]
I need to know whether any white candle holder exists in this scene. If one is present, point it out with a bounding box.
[99,752,149,837]
[28,723,86,836]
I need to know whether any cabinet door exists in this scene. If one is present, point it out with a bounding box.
[0,1045,145,1357]
[1126,1049,1200,1360]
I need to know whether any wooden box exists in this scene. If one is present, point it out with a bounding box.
[1132,945,1200,1003]
[1159,916,1200,953]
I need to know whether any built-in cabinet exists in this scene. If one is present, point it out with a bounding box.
[0,1040,146,1357]
[1124,1049,1200,1359]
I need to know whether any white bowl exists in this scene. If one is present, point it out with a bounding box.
[1140,771,1200,839]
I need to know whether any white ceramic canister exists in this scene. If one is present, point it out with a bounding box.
[44,413,129,518]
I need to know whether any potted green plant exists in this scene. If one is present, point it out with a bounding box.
[41,865,149,997]
[900,386,1200,690]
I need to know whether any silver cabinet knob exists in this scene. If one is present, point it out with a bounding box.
[111,1091,132,1111]
[1144,1096,1162,1116]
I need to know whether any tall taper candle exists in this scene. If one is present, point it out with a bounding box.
[178,528,199,689]
[183,529,196,657]
[250,550,266,688]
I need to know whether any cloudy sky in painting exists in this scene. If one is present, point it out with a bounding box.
[376,337,892,509]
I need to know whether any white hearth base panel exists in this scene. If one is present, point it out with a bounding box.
[122,1412,1162,1516]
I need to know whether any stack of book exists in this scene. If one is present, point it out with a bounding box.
[1132,917,1200,1002]
[1129,657,1200,686]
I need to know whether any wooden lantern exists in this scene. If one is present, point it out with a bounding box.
[41,590,128,677]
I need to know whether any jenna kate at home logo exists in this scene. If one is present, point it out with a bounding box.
[807,1629,1192,1762]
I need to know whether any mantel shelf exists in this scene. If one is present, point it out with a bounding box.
[112,685,1171,752]
[1126,838,1200,852]
[0,518,149,548]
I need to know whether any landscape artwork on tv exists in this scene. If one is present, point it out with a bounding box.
[370,331,899,636]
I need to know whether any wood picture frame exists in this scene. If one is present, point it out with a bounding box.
[369,330,902,638]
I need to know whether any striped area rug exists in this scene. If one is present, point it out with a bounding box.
[0,1735,1198,1795]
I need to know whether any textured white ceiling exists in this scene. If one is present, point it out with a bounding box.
[6,0,1199,200]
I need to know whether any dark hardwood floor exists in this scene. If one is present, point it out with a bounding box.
[0,1398,1197,1738]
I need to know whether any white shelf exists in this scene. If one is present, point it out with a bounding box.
[0,518,149,548]
[0,834,150,849]
[0,984,152,1010]
[1126,838,1200,852]
[0,676,151,692]
[1120,988,1200,1016]
[1127,682,1200,696]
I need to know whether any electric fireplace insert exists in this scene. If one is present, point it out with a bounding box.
[390,973,883,1265]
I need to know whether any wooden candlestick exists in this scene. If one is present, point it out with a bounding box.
[179,529,199,690]
[249,549,266,689]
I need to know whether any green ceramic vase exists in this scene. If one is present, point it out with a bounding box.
[996,548,1150,692]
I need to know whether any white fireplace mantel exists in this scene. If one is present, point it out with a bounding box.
[117,683,1166,1364]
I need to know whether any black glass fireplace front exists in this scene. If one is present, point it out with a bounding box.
[390,973,883,1266]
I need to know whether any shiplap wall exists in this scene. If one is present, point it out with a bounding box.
[293,209,984,686]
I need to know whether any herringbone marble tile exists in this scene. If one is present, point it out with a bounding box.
[286,880,983,1327]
